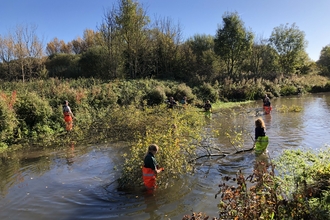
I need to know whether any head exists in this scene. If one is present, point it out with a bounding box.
[63,100,69,105]
[264,94,268,98]
[255,118,265,128]
[148,144,159,155]
[206,100,210,104]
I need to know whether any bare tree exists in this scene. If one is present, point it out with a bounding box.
[0,34,15,79]
[151,16,183,78]
[98,5,122,78]
[11,24,44,82]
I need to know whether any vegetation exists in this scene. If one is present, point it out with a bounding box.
[211,148,330,219]
[1,0,330,218]
[0,0,329,85]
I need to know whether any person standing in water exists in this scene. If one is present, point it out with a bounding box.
[254,118,269,155]
[263,94,272,114]
[142,144,164,192]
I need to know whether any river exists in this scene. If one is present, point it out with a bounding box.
[1,93,330,220]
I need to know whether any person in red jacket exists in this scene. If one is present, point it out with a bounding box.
[142,144,164,192]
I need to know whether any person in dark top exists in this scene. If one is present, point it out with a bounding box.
[203,100,212,112]
[263,94,272,114]
[167,97,177,109]
[255,118,266,140]
[142,144,164,191]
[254,118,269,154]
[263,94,271,107]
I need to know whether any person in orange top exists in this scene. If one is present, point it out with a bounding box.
[62,100,74,131]
[142,144,164,192]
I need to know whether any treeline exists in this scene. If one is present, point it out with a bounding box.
[1,0,330,85]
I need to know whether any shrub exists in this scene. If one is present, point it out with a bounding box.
[195,82,219,103]
[280,84,297,96]
[174,83,197,103]
[118,106,204,190]
[14,92,56,140]
[145,86,167,105]
[0,96,18,144]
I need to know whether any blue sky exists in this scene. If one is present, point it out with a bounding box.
[1,0,329,61]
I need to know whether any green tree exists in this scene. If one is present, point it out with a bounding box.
[45,53,80,78]
[214,12,254,78]
[116,0,150,79]
[247,37,268,76]
[269,23,307,75]
[186,34,218,82]
[79,46,109,78]
[317,44,330,76]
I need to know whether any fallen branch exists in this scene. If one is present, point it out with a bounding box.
[189,146,255,163]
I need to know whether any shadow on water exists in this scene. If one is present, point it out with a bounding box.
[1,93,330,219]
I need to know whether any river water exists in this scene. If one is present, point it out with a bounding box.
[1,93,330,220]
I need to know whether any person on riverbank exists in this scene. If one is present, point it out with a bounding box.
[63,100,74,131]
[180,96,188,106]
[203,100,212,118]
[263,94,272,114]
[254,118,269,155]
[142,144,164,192]
[167,96,177,109]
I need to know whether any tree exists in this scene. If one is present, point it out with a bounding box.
[0,34,15,79]
[317,44,330,76]
[46,38,73,55]
[185,34,218,82]
[150,16,182,79]
[248,37,268,76]
[214,12,254,78]
[98,6,123,79]
[45,53,80,78]
[269,23,307,75]
[115,0,150,79]
[0,24,44,81]
[71,37,84,54]
[79,46,109,78]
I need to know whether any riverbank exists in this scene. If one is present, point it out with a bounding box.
[0,75,329,152]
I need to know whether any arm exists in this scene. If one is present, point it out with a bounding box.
[155,164,164,174]
[68,106,75,118]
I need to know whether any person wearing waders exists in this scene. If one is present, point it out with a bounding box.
[142,144,164,193]
[263,94,272,114]
[63,100,74,131]
[254,118,269,155]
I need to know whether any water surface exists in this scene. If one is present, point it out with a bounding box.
[1,93,330,220]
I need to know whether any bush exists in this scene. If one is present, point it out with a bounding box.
[195,82,219,103]
[280,84,297,96]
[14,92,56,140]
[145,86,166,105]
[0,91,18,144]
[118,106,204,190]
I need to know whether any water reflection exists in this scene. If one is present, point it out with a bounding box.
[1,93,330,219]
[143,193,161,220]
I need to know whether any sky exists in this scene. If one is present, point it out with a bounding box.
[1,0,330,61]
